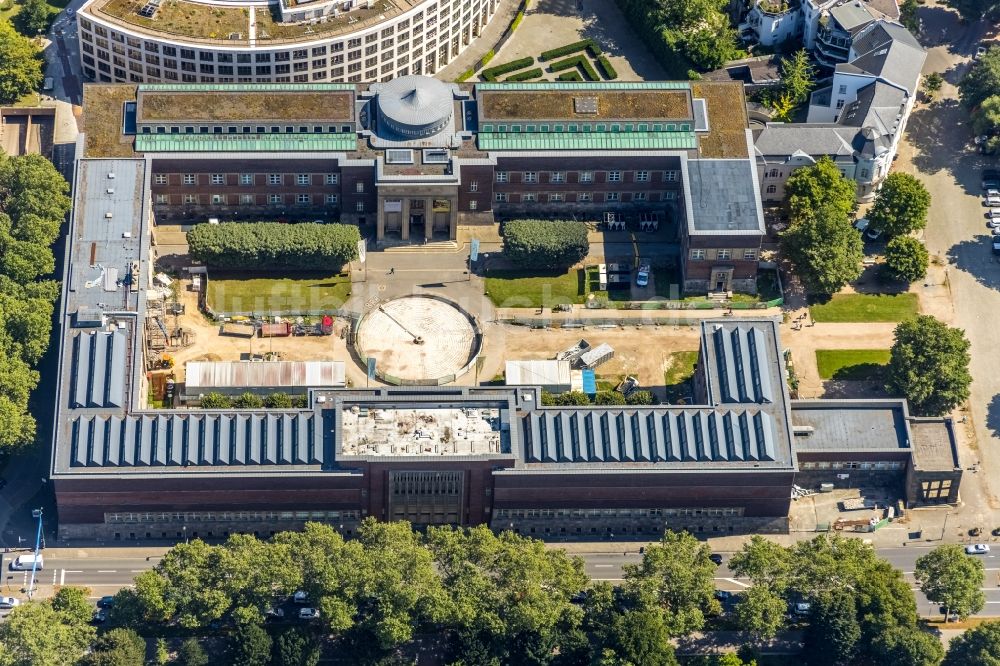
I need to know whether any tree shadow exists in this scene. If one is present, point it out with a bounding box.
[820,379,889,399]
[906,99,969,177]
[945,236,1000,292]
[985,392,1000,440]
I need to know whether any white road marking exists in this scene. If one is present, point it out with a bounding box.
[96,570,117,573]
[722,578,750,588]
[60,569,65,585]
[129,569,145,573]
[65,570,83,573]
[592,564,614,568]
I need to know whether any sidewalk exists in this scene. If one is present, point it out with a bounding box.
[494,305,783,321]
[436,0,521,81]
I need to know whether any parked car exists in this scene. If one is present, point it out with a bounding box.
[293,590,308,604]
[792,602,812,616]
[865,226,883,241]
[714,590,733,601]
[853,217,870,233]
[636,261,651,288]
[266,607,285,619]
[993,237,1000,255]
[97,596,115,608]
[298,607,320,620]
[966,543,991,554]
[709,553,723,565]
[92,608,108,623]
[983,169,1000,190]
[977,45,989,59]
[985,196,1000,207]
[0,597,20,609]
[987,208,1000,220]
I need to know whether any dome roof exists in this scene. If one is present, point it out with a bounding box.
[377,75,454,139]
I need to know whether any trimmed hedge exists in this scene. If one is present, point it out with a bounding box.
[482,49,495,65]
[482,56,534,82]
[501,219,590,269]
[455,68,475,82]
[505,68,543,82]
[510,9,525,31]
[596,55,618,80]
[187,222,359,270]
[548,55,599,81]
[557,71,584,81]
[540,39,602,61]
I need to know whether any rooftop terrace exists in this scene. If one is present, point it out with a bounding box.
[691,81,751,159]
[340,406,509,456]
[82,85,137,158]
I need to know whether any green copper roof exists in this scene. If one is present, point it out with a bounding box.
[137,83,356,93]
[135,133,358,153]
[474,81,692,91]
[476,131,698,151]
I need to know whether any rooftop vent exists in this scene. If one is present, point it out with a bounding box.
[104,212,113,219]
[573,97,599,114]
[107,173,115,179]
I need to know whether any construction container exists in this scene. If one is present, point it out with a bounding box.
[259,322,292,338]
[579,343,614,369]
[221,322,255,338]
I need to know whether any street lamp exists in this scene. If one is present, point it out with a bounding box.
[27,508,43,600]
[182,525,188,544]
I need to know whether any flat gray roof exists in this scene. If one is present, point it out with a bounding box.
[790,400,910,451]
[684,158,765,235]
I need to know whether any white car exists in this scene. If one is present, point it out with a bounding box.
[966,543,990,554]
[0,597,20,609]
[977,45,988,59]
[293,590,308,604]
[298,607,320,620]
[987,189,1000,197]
[988,218,1000,229]
[636,262,650,288]
[987,208,1000,219]
[985,196,1000,207]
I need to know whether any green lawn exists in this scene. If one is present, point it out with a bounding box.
[663,350,699,404]
[484,269,585,308]
[809,293,919,323]
[206,273,351,315]
[0,0,71,30]
[815,349,891,380]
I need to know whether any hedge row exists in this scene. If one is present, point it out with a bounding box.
[596,54,618,80]
[548,55,599,81]
[540,39,602,61]
[456,69,475,82]
[510,9,525,31]
[557,71,583,81]
[187,222,360,270]
[501,219,589,269]
[506,68,543,82]
[482,56,534,81]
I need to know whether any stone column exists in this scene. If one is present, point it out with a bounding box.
[401,198,411,242]
[424,197,434,240]
[376,196,385,241]
[401,198,410,241]
[448,197,458,240]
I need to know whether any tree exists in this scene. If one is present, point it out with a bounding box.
[943,620,1000,665]
[915,544,986,621]
[733,586,787,643]
[51,587,95,626]
[784,156,857,224]
[781,50,814,107]
[541,390,592,406]
[84,628,147,666]
[199,392,232,409]
[500,219,589,270]
[867,173,931,238]
[626,390,657,405]
[923,72,944,99]
[900,0,920,34]
[886,316,972,416]
[727,535,793,593]
[176,638,209,666]
[622,530,720,637]
[233,392,265,409]
[426,524,587,664]
[960,46,1000,110]
[803,591,861,666]
[0,23,43,105]
[594,390,626,405]
[616,0,741,73]
[14,0,53,37]
[186,222,359,270]
[606,609,679,666]
[0,601,96,666]
[869,625,944,666]
[229,620,272,666]
[944,0,1000,22]
[264,392,293,408]
[973,94,1000,136]
[273,628,320,666]
[780,202,863,295]
[884,236,929,282]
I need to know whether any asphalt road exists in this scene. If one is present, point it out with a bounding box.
[5,547,997,620]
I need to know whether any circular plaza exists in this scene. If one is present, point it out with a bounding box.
[355,295,481,384]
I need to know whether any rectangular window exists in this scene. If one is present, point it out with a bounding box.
[325,194,339,204]
[210,173,224,185]
[268,174,282,185]
[550,172,566,183]
[691,249,705,260]
[153,174,167,185]
[469,180,478,192]
[324,173,339,185]
[549,193,564,202]
[744,249,757,261]
[495,192,508,202]
[296,173,311,186]
[579,171,593,183]
[356,201,365,212]
[605,192,620,202]
[469,200,478,211]
[296,193,311,204]
[355,181,364,193]
[183,194,196,204]
[717,249,731,260]
[578,192,592,202]
[635,170,649,182]
[633,192,647,201]
[496,171,508,183]
[838,84,847,94]
[155,194,169,204]
[240,173,253,185]
[663,170,678,182]
[239,194,254,205]
[183,174,196,185]
[607,171,622,182]
[522,193,536,203]
[211,194,225,204]
[523,172,538,184]
[268,194,281,204]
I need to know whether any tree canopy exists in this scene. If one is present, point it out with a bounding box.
[0,593,96,665]
[900,0,920,33]
[943,620,1000,665]
[500,219,589,270]
[884,236,930,282]
[780,201,863,295]
[186,222,359,270]
[0,23,43,105]
[886,316,972,416]
[781,50,815,107]
[867,173,931,238]
[960,46,1000,110]
[83,628,147,666]
[14,0,54,37]
[915,544,986,621]
[784,156,858,224]
[804,591,861,666]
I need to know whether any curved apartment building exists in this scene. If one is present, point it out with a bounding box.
[76,0,499,84]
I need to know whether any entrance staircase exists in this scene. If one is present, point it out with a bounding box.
[382,240,460,253]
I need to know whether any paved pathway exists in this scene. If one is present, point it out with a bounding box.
[436,0,521,80]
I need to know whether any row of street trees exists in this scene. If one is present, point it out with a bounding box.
[0,525,992,665]
[0,22,44,106]
[0,152,71,449]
